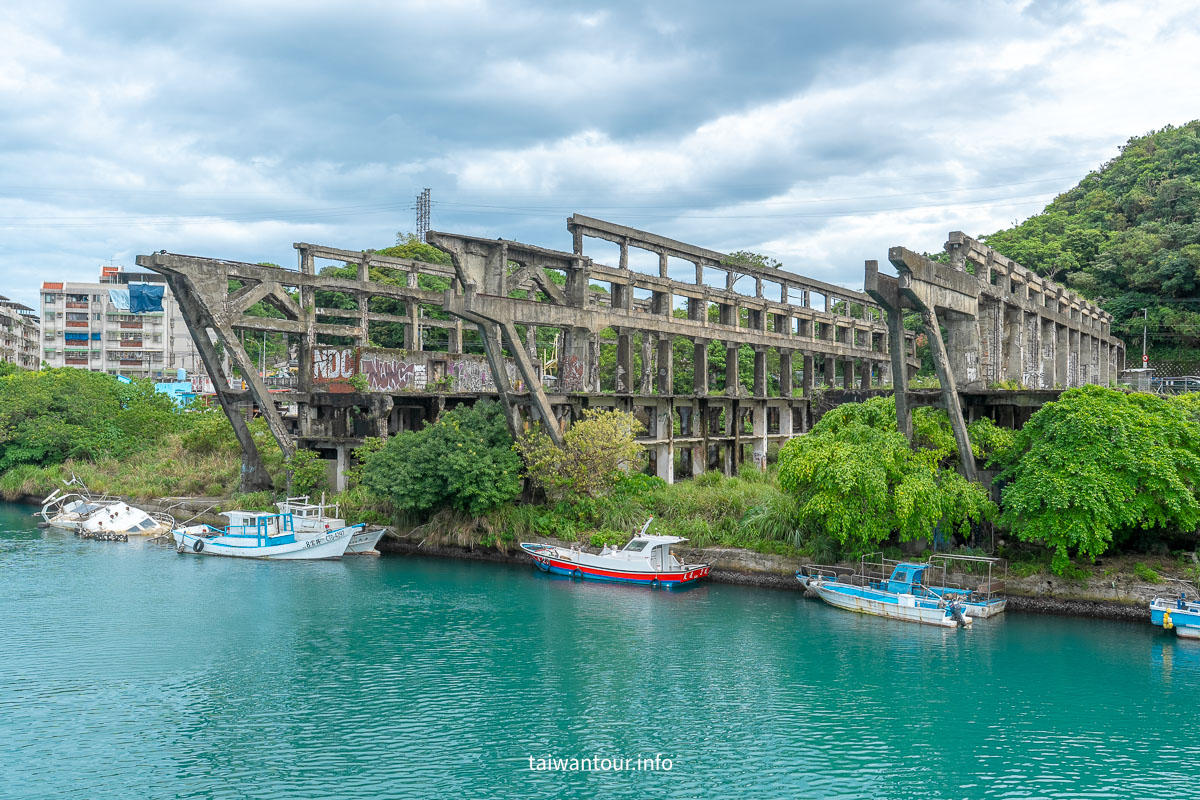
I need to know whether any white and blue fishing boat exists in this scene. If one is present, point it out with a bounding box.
[797,562,972,628]
[1150,580,1200,639]
[171,509,363,560]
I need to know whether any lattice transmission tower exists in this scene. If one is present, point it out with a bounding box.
[415,188,431,241]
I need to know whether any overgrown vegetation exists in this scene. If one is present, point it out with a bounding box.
[983,121,1200,362]
[515,409,643,500]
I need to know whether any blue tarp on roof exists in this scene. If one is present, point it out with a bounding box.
[108,289,130,311]
[129,284,164,313]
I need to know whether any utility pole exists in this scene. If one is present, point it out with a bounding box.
[415,188,431,241]
[1142,307,1149,369]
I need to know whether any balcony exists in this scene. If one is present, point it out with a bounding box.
[66,302,88,309]
[65,321,89,328]
[120,322,143,330]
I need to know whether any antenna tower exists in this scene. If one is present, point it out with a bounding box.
[415,188,431,240]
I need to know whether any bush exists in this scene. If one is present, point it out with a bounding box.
[287,449,328,496]
[1133,562,1162,584]
[777,399,996,558]
[994,386,1200,574]
[362,400,521,518]
[515,409,644,500]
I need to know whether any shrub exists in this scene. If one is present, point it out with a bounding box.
[515,409,644,500]
[994,386,1200,574]
[1133,562,1162,584]
[287,449,328,496]
[362,400,521,518]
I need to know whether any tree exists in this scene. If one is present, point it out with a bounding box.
[515,409,644,501]
[992,386,1200,573]
[361,400,521,517]
[776,396,995,557]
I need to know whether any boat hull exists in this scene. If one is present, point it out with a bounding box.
[521,544,709,588]
[812,582,969,628]
[172,527,354,560]
[345,527,386,555]
[1150,598,1200,637]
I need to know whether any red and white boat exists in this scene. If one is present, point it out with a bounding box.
[520,519,710,588]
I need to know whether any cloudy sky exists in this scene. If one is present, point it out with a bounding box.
[2,0,1199,308]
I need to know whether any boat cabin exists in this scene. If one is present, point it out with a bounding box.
[218,510,297,542]
[883,564,930,595]
[274,496,345,533]
[603,534,689,571]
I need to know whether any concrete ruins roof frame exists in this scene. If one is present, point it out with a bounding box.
[139,215,921,491]
[866,231,1124,481]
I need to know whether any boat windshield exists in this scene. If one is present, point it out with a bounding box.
[623,540,649,552]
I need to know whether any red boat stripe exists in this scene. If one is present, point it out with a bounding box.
[542,558,708,582]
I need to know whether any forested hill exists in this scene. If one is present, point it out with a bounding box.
[981,121,1200,361]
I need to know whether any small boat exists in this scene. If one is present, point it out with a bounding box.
[1150,580,1200,639]
[41,488,173,537]
[172,509,362,560]
[798,562,972,628]
[519,518,710,588]
[275,495,386,555]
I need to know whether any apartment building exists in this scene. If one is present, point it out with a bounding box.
[40,266,204,380]
[0,295,40,369]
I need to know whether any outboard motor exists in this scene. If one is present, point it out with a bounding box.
[947,596,969,628]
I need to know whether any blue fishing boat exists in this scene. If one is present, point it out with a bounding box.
[797,562,971,628]
[1150,580,1200,639]
[172,509,363,560]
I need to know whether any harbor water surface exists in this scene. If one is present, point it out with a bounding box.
[3,502,1199,799]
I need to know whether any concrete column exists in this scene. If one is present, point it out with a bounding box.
[842,359,854,390]
[752,401,768,469]
[639,331,655,394]
[659,251,669,279]
[945,317,981,389]
[334,444,348,493]
[1068,328,1080,386]
[802,354,815,395]
[693,339,709,396]
[657,335,674,395]
[725,342,740,396]
[1056,324,1069,388]
[823,355,835,387]
[1080,333,1093,385]
[1099,341,1110,385]
[1041,319,1057,388]
[1003,305,1024,385]
[616,330,633,393]
[779,350,794,397]
[656,442,674,484]
[780,404,794,437]
[753,348,767,397]
[561,326,591,393]
[860,360,872,389]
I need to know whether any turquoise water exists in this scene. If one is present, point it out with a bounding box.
[2,503,1199,799]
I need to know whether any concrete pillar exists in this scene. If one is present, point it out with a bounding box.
[1003,305,1024,385]
[753,348,767,397]
[725,342,740,396]
[823,355,835,387]
[779,350,794,397]
[860,360,871,389]
[802,354,815,395]
[448,319,463,355]
[694,339,709,396]
[616,330,633,393]
[659,251,669,279]
[780,404,794,437]
[656,442,674,484]
[1056,324,1069,388]
[842,359,854,390]
[1068,328,1080,387]
[334,444,348,493]
[1080,333,1093,385]
[656,335,674,395]
[945,317,980,389]
[639,331,654,394]
[1041,319,1057,388]
[561,326,591,393]
[752,402,768,469]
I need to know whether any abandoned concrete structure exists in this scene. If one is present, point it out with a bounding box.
[138,216,918,490]
[867,232,1124,480]
[137,218,1119,492]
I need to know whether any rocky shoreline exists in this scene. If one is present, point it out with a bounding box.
[22,492,1158,622]
[376,529,1158,622]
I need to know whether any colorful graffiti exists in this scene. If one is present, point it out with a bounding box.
[360,352,426,392]
[313,347,356,381]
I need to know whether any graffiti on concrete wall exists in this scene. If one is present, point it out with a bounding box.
[360,352,426,392]
[560,353,585,392]
[313,347,356,381]
[448,357,524,393]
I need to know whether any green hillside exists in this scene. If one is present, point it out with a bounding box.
[982,121,1200,362]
